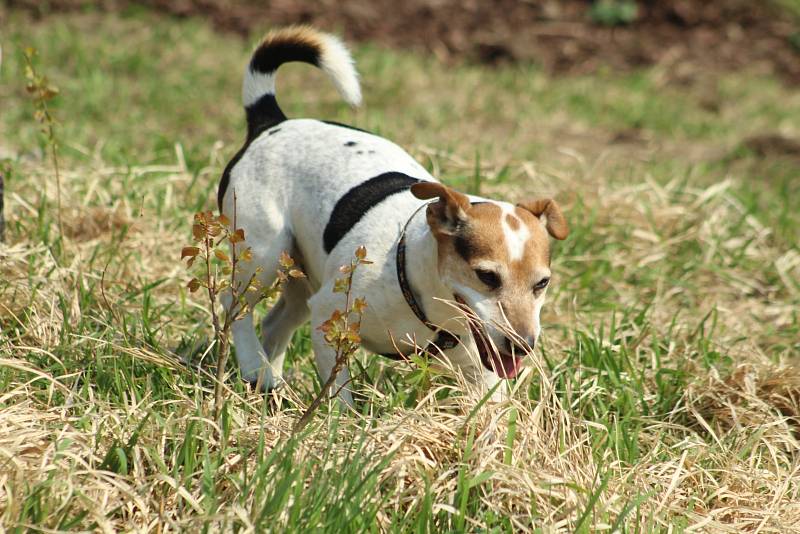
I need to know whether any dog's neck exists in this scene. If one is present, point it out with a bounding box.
[402,209,464,333]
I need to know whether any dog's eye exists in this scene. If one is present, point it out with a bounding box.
[533,277,550,292]
[475,269,501,290]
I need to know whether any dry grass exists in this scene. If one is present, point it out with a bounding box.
[2,144,799,531]
[1,8,800,531]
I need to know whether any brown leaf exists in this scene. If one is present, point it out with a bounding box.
[240,248,253,262]
[181,246,200,259]
[218,213,231,227]
[355,245,367,260]
[288,269,305,279]
[333,278,349,293]
[230,228,245,244]
[187,278,201,292]
[214,249,230,263]
[192,223,205,240]
[353,297,368,313]
[279,251,294,268]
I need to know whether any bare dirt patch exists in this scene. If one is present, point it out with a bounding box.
[8,0,800,84]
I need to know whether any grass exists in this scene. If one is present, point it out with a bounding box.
[1,6,799,532]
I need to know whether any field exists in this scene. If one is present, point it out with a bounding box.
[1,5,800,532]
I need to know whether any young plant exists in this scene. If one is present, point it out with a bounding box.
[589,0,638,26]
[182,197,304,419]
[23,47,62,237]
[294,245,371,432]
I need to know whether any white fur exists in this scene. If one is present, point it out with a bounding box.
[242,32,361,108]
[500,204,530,261]
[316,33,362,107]
[221,34,548,404]
[242,71,276,108]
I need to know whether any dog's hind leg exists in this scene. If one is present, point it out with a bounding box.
[259,275,312,386]
[228,229,294,391]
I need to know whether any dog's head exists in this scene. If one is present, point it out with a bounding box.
[411,182,568,379]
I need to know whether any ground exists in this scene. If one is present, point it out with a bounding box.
[1,3,799,532]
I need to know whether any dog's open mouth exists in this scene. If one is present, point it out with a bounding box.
[454,295,524,379]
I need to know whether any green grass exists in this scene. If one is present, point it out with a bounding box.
[1,6,799,532]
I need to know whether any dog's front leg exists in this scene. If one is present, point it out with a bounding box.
[463,366,508,403]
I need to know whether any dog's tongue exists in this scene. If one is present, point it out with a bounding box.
[492,352,523,378]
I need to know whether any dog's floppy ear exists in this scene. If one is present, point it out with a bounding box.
[517,198,569,240]
[411,182,471,235]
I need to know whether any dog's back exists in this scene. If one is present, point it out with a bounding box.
[218,26,436,284]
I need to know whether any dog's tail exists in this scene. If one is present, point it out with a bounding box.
[242,26,361,139]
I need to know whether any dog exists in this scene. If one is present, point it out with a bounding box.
[218,27,568,405]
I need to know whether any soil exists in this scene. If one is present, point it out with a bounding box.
[6,0,800,84]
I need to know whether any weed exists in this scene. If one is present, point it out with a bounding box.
[589,0,639,27]
[23,47,62,238]
[182,195,304,418]
[295,246,371,432]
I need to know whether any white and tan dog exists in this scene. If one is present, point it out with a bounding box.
[218,27,568,404]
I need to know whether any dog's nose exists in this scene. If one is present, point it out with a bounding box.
[503,336,534,354]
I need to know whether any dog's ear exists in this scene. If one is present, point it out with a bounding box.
[411,182,471,235]
[517,198,569,240]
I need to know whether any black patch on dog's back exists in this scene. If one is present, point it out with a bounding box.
[323,172,422,253]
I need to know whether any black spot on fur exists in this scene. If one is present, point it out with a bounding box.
[357,150,364,155]
[268,128,281,135]
[323,172,423,253]
[344,141,357,147]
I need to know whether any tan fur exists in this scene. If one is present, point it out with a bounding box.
[411,183,565,344]
[257,26,325,52]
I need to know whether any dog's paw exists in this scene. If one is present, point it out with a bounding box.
[244,375,284,393]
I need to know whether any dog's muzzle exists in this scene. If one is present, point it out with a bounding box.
[454,295,525,378]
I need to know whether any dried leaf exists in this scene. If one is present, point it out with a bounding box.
[218,213,231,227]
[288,269,305,279]
[353,297,368,313]
[279,251,294,268]
[181,246,200,259]
[240,248,253,262]
[333,278,349,293]
[187,278,201,292]
[355,245,367,260]
[192,223,205,240]
[214,249,230,263]
[230,228,245,244]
